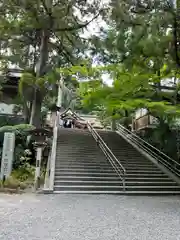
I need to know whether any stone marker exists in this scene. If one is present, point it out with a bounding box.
[0,132,15,180]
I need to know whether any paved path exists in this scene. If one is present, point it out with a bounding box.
[0,194,180,240]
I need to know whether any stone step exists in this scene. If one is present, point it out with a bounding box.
[54,180,177,186]
[55,161,154,166]
[55,168,162,174]
[56,160,152,165]
[56,150,102,154]
[53,190,180,195]
[55,169,163,174]
[54,176,171,181]
[55,172,166,177]
[54,185,180,192]
[56,161,107,164]
[56,152,148,156]
[55,165,158,170]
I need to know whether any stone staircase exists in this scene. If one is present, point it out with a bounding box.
[98,130,180,194]
[53,128,180,194]
[54,128,124,193]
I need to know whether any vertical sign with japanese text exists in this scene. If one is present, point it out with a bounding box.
[0,132,15,180]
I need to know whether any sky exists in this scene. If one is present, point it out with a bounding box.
[79,0,113,86]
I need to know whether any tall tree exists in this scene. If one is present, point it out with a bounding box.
[0,0,104,127]
[86,0,180,120]
[92,0,179,73]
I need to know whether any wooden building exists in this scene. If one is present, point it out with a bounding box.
[0,68,24,124]
[132,84,180,132]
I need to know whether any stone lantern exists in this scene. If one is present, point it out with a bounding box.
[29,128,52,190]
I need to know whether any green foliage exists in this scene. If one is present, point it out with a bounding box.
[0,0,103,126]
[13,145,34,169]
[0,125,34,170]
[93,0,178,69]
[0,149,35,190]
[2,177,20,189]
[63,62,180,133]
[84,0,180,159]
[141,126,178,161]
[0,124,35,134]
[0,0,102,69]
[0,124,35,166]
[0,166,34,190]
[13,144,25,169]
[12,165,35,182]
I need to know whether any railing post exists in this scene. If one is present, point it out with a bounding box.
[111,119,116,131]
[111,109,116,131]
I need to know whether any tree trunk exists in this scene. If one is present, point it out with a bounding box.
[29,29,50,128]
[29,90,42,128]
[172,11,180,67]
[124,110,129,129]
[23,101,30,124]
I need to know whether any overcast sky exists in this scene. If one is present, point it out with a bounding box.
[81,4,113,86]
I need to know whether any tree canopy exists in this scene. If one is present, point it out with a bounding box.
[74,0,180,123]
[0,0,104,127]
[1,0,180,132]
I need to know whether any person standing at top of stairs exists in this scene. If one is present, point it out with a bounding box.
[63,119,72,128]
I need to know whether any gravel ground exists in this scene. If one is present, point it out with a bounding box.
[0,194,180,240]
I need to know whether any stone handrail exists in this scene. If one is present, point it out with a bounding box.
[44,148,51,189]
[44,112,59,191]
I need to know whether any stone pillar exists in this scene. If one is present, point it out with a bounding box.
[0,132,15,181]
[33,142,46,190]
[56,77,63,126]
[57,77,63,109]
[51,111,57,127]
[131,116,135,132]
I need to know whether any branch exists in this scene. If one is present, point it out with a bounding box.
[130,2,153,14]
[54,10,102,32]
[172,13,180,67]
[50,37,74,65]
[19,0,40,24]
[64,32,85,54]
[60,48,74,65]
[40,0,54,29]
[40,0,52,17]
[53,0,63,7]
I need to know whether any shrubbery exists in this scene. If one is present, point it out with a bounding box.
[0,124,35,167]
[0,124,36,191]
[0,124,48,191]
[0,124,35,135]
